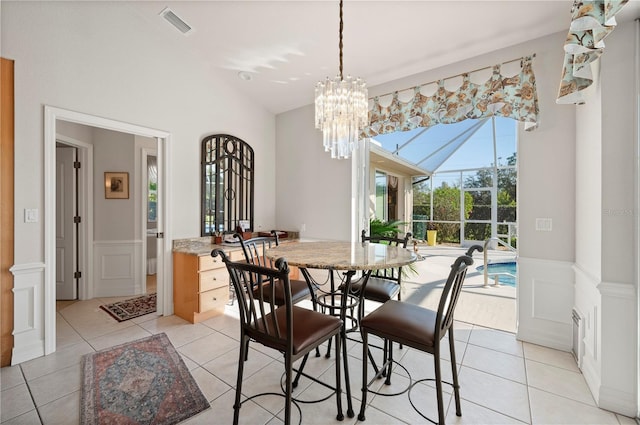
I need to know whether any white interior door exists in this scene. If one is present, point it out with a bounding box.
[56,145,77,300]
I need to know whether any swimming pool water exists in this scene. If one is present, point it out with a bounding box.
[475,261,517,286]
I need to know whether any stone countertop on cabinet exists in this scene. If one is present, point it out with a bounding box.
[172,235,299,256]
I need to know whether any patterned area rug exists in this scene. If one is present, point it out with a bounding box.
[81,333,210,425]
[100,293,156,322]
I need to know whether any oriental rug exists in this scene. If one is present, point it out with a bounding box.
[81,333,210,425]
[100,293,156,322]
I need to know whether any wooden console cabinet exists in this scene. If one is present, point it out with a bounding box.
[173,250,243,323]
[173,241,301,324]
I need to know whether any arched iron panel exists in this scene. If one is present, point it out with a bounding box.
[201,134,254,236]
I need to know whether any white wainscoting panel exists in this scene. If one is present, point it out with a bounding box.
[10,262,45,365]
[517,256,574,351]
[574,265,600,360]
[573,264,638,416]
[93,240,142,297]
[596,280,636,416]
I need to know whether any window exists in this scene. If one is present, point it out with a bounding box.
[147,155,157,222]
[201,134,254,236]
[375,170,398,222]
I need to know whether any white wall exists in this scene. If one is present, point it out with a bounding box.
[93,129,135,241]
[574,21,638,416]
[57,120,94,144]
[3,1,276,361]
[275,105,351,240]
[277,30,578,344]
[2,0,277,261]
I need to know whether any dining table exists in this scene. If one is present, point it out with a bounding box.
[265,240,417,418]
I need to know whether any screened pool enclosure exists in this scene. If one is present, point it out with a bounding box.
[372,116,518,249]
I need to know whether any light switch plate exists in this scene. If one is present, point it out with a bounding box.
[535,218,552,231]
[24,208,38,223]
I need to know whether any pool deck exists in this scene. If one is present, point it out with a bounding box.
[302,243,518,333]
[404,245,517,333]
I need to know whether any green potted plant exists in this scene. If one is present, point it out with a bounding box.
[369,218,406,238]
[426,221,438,246]
[369,218,418,277]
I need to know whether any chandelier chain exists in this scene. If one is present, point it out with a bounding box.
[339,0,343,80]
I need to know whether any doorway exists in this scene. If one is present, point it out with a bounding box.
[43,106,171,356]
[55,143,79,300]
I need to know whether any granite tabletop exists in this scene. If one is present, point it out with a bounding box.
[265,240,417,271]
[172,236,244,256]
[172,235,299,256]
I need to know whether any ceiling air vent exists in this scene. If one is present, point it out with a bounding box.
[159,7,193,35]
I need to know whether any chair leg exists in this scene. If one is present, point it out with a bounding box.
[292,353,309,388]
[397,291,403,350]
[384,340,393,386]
[325,335,332,358]
[434,352,445,425]
[357,331,368,421]
[244,338,250,361]
[367,343,381,377]
[284,353,293,425]
[233,334,249,425]
[449,330,462,417]
[380,339,388,378]
[342,327,354,418]
[311,297,321,357]
[335,333,344,421]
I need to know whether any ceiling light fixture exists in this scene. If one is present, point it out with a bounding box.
[314,0,368,159]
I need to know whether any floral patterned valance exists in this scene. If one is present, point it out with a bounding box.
[556,0,629,104]
[360,55,539,139]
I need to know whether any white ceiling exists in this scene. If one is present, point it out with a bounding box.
[129,1,640,115]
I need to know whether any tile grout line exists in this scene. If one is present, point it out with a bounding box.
[19,364,44,425]
[523,345,533,424]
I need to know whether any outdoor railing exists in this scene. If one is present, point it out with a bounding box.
[483,237,518,287]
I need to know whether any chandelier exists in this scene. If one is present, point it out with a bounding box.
[314,0,368,159]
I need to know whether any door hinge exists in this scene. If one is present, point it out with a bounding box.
[74,271,82,279]
[73,161,81,169]
[156,232,164,239]
[74,216,81,224]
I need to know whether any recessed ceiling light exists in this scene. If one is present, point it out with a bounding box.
[238,72,252,81]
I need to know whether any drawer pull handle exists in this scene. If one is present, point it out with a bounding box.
[212,297,217,301]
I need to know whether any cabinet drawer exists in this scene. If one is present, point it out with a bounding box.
[198,286,228,313]
[199,254,225,271]
[228,249,246,261]
[199,268,229,292]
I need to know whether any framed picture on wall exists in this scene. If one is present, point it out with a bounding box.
[105,172,129,199]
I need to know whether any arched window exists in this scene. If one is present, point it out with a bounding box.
[201,134,254,236]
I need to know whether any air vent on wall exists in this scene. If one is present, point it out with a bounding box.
[159,7,193,35]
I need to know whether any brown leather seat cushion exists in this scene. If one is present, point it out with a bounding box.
[250,305,342,355]
[360,300,437,351]
[253,279,312,306]
[350,277,400,303]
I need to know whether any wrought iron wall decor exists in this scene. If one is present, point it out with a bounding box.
[201,134,254,236]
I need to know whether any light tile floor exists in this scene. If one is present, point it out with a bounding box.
[1,248,637,424]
